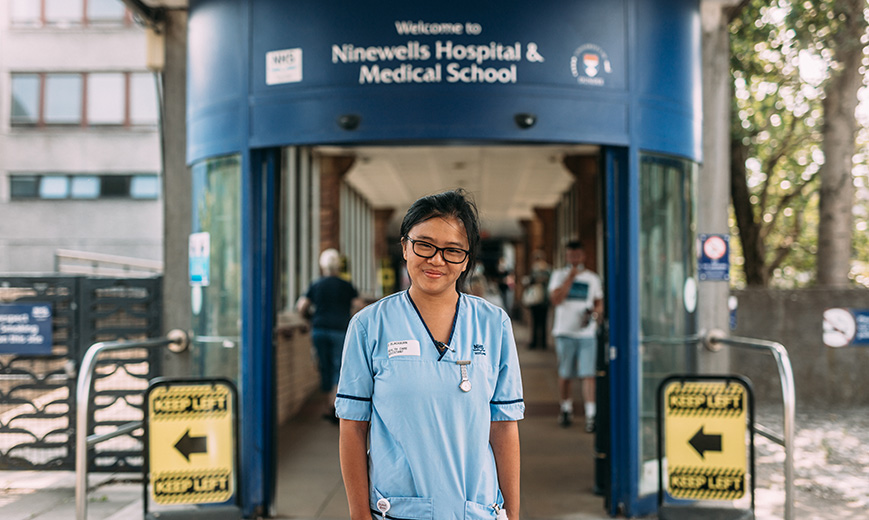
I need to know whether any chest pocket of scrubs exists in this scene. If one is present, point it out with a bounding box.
[377,357,495,406]
[371,489,432,520]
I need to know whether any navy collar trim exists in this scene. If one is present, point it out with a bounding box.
[405,290,462,361]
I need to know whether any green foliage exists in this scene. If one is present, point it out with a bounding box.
[851,153,869,287]
[728,0,869,288]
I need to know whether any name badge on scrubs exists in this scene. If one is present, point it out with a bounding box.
[388,340,420,358]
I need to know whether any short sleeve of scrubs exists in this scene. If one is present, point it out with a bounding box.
[491,316,525,421]
[335,315,372,421]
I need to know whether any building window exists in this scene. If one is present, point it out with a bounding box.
[71,176,100,198]
[46,0,82,26]
[10,72,158,127]
[10,0,41,27]
[11,74,40,124]
[130,74,159,124]
[131,175,160,199]
[45,74,83,124]
[11,0,129,28]
[101,176,130,197]
[39,175,71,198]
[88,73,125,124]
[87,0,127,25]
[9,174,160,200]
[10,175,39,198]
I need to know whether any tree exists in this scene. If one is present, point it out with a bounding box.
[729,0,824,286]
[788,0,869,286]
[728,0,869,287]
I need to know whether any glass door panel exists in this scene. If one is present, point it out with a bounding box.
[637,154,698,496]
[190,154,243,382]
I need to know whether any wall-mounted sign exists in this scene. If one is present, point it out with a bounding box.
[0,303,52,355]
[146,379,237,506]
[698,234,730,281]
[823,308,869,348]
[189,232,210,287]
[663,379,750,501]
[728,296,738,331]
[253,5,627,93]
[266,48,303,85]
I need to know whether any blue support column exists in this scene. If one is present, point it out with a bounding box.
[239,148,277,516]
[605,145,642,516]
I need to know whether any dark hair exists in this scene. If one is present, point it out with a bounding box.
[566,240,584,250]
[399,188,480,289]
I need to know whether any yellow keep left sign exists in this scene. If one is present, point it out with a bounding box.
[664,380,749,501]
[147,380,236,505]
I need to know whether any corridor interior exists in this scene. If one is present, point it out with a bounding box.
[273,322,609,520]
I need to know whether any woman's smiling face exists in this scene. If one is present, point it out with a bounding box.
[402,216,469,299]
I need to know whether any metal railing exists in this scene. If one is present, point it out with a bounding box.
[75,330,189,520]
[644,330,796,520]
[705,330,796,520]
[55,248,164,278]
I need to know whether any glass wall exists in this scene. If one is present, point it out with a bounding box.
[190,155,242,382]
[340,183,376,297]
[278,147,319,312]
[637,154,698,494]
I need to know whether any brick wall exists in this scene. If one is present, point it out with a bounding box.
[275,312,320,425]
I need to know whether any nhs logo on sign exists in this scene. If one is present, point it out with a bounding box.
[266,48,303,85]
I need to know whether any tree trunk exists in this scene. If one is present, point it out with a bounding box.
[816,3,865,287]
[730,138,767,285]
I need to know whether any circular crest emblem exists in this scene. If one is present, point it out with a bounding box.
[570,44,611,86]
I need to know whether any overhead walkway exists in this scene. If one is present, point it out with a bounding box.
[274,321,611,520]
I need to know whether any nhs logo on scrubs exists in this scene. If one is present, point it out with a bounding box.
[473,344,486,356]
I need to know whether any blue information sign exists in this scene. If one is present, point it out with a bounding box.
[698,234,730,282]
[189,232,211,287]
[855,310,869,346]
[0,303,53,355]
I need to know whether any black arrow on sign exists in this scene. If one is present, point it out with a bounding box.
[174,429,207,461]
[689,426,722,458]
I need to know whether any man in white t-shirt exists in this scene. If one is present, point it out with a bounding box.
[548,240,603,432]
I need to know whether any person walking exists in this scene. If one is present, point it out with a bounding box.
[336,189,524,520]
[548,240,603,432]
[296,248,363,424]
[522,250,551,350]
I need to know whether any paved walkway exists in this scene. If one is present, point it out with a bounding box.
[273,344,608,519]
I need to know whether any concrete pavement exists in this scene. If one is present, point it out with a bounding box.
[0,470,141,520]
[272,342,611,519]
[0,329,612,520]
[5,321,859,519]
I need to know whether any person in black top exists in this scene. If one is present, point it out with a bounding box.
[297,248,364,423]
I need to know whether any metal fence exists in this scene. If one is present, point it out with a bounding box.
[0,275,161,471]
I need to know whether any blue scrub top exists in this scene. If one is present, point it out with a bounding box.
[336,290,525,520]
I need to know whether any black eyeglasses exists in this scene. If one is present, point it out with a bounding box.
[404,237,470,264]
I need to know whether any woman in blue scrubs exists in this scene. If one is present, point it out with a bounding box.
[337,189,524,520]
